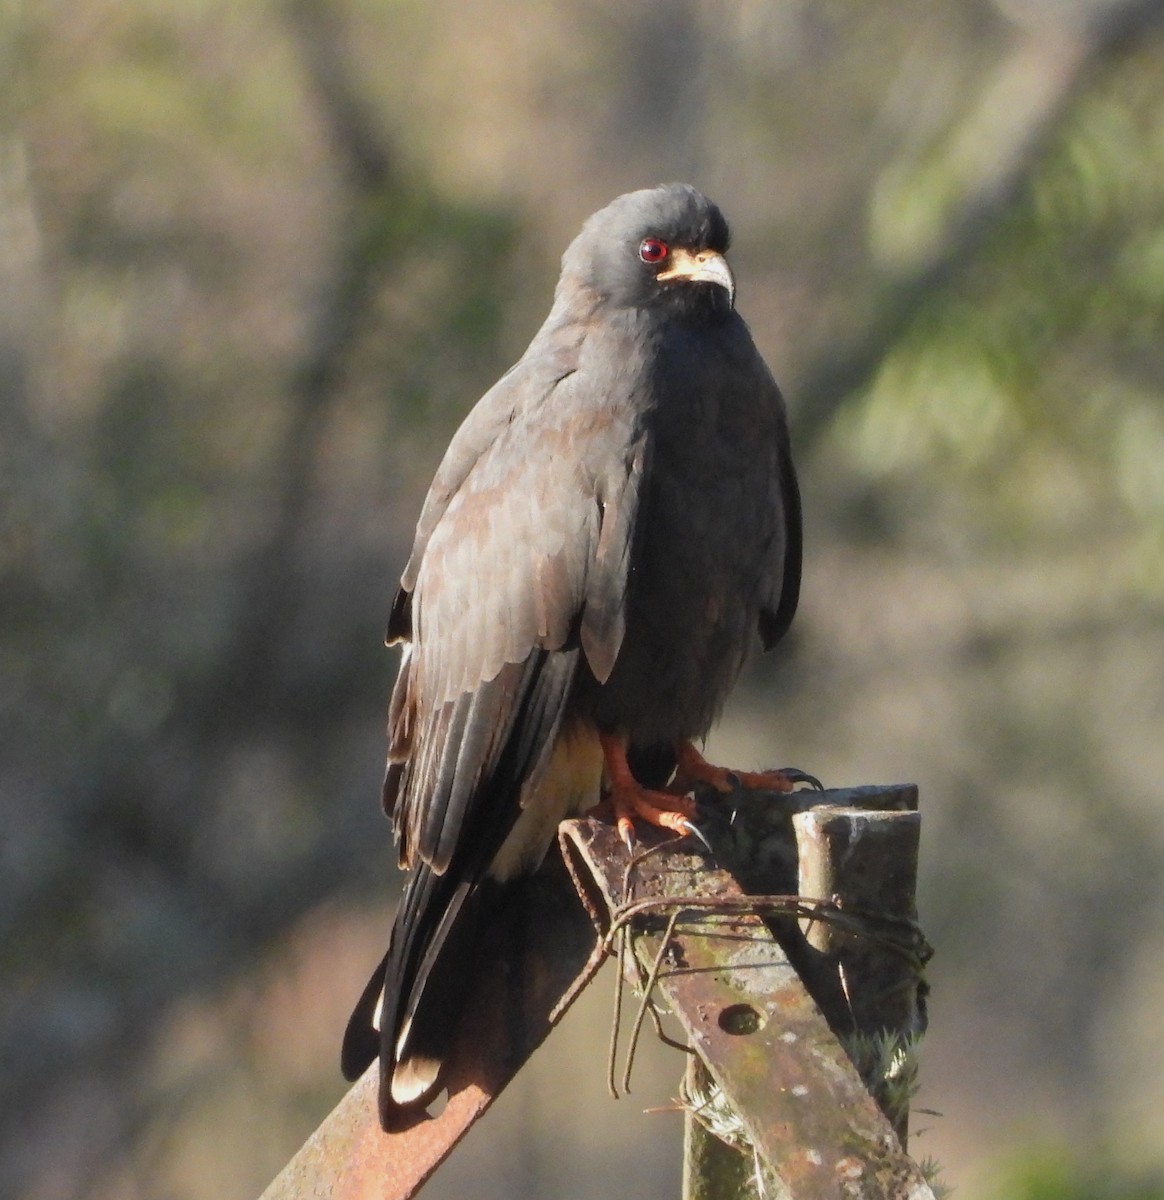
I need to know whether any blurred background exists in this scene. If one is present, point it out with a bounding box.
[4,0,1164,1197]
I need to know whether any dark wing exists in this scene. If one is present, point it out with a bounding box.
[388,369,646,871]
[385,321,585,647]
[342,341,647,1121]
[758,376,802,651]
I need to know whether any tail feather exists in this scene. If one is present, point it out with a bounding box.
[342,648,581,1129]
[339,867,501,1129]
[340,950,387,1082]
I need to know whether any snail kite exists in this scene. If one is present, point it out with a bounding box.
[342,184,804,1128]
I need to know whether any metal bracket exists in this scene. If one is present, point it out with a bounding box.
[558,790,935,1200]
[259,784,934,1200]
[258,853,600,1200]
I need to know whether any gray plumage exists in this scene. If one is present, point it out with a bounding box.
[341,184,802,1128]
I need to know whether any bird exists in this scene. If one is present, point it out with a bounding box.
[341,183,805,1130]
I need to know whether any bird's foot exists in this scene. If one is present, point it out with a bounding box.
[672,741,822,795]
[604,782,703,852]
[595,732,708,851]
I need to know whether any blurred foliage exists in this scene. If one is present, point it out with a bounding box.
[3,1,1164,1199]
[844,33,1164,590]
[989,1147,1164,1200]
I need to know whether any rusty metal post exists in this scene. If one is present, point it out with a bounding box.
[258,783,933,1200]
[257,854,602,1200]
[560,784,936,1200]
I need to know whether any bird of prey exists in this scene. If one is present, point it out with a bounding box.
[342,184,804,1129]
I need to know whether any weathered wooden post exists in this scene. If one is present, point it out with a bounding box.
[794,802,928,1148]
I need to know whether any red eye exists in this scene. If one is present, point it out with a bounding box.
[639,238,669,264]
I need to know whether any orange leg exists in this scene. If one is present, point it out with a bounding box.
[596,732,701,851]
[672,741,821,796]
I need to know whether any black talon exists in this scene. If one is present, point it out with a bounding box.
[777,767,824,791]
[677,817,714,855]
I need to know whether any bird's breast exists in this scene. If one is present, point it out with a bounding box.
[581,402,781,744]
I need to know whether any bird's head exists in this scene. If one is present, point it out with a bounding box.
[558,184,735,316]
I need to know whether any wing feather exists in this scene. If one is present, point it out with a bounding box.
[346,323,648,1118]
[386,351,644,876]
[581,434,648,682]
[758,382,802,650]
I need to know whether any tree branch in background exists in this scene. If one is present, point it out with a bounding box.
[198,0,403,728]
[793,0,1164,451]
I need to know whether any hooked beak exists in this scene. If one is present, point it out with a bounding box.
[656,248,735,307]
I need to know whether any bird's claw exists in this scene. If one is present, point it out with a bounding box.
[676,817,714,855]
[777,767,824,791]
